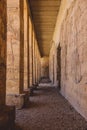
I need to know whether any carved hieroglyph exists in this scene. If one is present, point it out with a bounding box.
[60,0,87,120]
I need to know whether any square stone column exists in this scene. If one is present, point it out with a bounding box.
[7,0,24,94]
[29,18,33,87]
[24,0,29,90]
[0,1,15,129]
[32,33,36,85]
[36,47,38,83]
[36,58,38,84]
[6,0,27,109]
[38,57,40,82]
[35,41,38,85]
[38,58,41,82]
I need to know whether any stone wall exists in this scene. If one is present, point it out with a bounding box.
[50,0,87,120]
[60,0,87,120]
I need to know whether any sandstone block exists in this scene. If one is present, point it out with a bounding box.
[6,94,25,109]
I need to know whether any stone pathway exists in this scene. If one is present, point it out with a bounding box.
[15,83,87,130]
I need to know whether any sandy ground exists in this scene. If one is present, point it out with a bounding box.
[15,82,87,130]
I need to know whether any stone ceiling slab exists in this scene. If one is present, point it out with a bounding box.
[29,0,61,56]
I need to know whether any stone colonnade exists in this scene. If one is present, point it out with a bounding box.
[0,0,41,110]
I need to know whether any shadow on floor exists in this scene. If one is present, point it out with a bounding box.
[15,124,22,130]
[15,82,87,130]
[29,101,47,109]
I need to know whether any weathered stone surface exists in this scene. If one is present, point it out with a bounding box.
[6,94,25,109]
[32,32,35,85]
[7,1,20,94]
[29,18,33,87]
[60,0,87,120]
[6,0,24,94]
[34,41,38,84]
[24,0,29,89]
[0,2,16,128]
[49,0,87,121]
[6,0,41,107]
[28,19,41,87]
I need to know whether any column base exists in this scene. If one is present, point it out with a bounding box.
[23,89,30,107]
[29,83,38,96]
[29,86,34,96]
[6,94,26,109]
[0,105,15,130]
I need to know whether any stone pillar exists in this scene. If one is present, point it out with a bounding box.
[34,38,39,88]
[32,33,36,86]
[19,0,24,94]
[35,49,38,84]
[37,56,40,82]
[29,18,33,87]
[0,1,15,129]
[27,17,30,88]
[6,0,26,109]
[35,41,38,85]
[23,0,30,107]
[24,0,28,89]
[39,58,41,81]
[35,61,37,85]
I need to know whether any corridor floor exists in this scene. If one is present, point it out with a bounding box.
[15,83,87,130]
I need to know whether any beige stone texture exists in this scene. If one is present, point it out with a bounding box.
[35,47,38,83]
[29,18,33,87]
[24,0,29,89]
[49,0,87,120]
[50,0,87,120]
[6,0,24,94]
[60,0,87,120]
[34,41,37,84]
[36,45,41,83]
[32,32,36,85]
[6,94,25,109]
